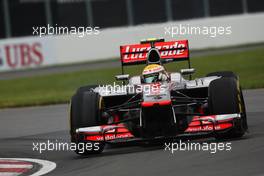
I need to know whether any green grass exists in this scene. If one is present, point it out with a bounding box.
[0,47,264,108]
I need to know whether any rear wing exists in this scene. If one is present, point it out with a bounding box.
[120,39,189,66]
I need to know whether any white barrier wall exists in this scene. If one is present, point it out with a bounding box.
[0,13,264,72]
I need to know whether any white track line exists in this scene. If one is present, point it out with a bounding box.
[0,158,56,176]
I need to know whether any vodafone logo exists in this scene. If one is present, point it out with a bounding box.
[121,40,188,62]
[186,125,222,132]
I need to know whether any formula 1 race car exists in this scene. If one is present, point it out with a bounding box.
[70,38,248,155]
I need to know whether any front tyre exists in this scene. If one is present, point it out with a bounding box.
[208,77,247,139]
[206,71,238,80]
[70,90,105,155]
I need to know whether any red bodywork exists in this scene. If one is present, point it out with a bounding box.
[141,100,172,107]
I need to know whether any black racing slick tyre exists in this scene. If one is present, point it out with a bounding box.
[70,89,105,155]
[206,71,238,80]
[208,77,247,139]
[76,85,98,94]
[207,71,248,130]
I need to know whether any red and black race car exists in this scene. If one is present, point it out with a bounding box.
[70,38,248,155]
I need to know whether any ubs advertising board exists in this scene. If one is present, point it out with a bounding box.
[0,37,56,72]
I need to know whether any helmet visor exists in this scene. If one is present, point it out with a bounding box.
[144,73,159,83]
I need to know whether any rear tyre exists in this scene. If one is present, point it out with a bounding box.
[70,89,105,155]
[208,77,247,139]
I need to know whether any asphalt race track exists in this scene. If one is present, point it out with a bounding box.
[0,89,263,176]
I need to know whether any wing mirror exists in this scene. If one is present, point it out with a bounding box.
[115,74,130,81]
[180,68,195,76]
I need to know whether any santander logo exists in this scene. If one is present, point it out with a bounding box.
[122,41,187,60]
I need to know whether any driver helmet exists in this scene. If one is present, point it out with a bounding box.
[142,64,168,83]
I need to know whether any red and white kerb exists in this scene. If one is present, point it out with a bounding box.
[0,159,33,176]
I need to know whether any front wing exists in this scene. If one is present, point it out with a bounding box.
[75,113,241,142]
